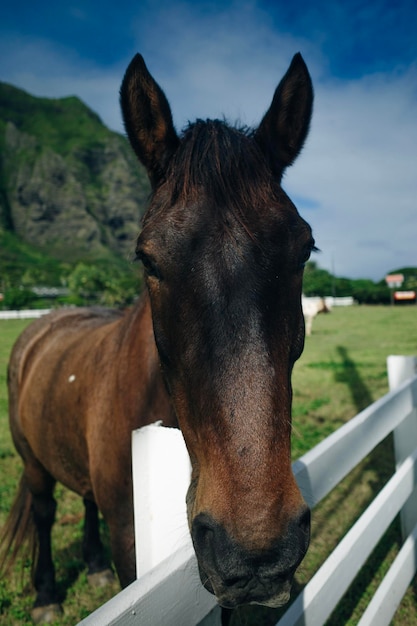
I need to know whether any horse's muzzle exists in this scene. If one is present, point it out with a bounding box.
[191,508,310,608]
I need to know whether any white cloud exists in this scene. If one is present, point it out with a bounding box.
[1,2,416,281]
[284,66,417,279]
[0,35,125,131]
[131,2,320,130]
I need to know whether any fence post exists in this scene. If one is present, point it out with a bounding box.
[131,423,222,625]
[131,423,191,577]
[387,355,417,540]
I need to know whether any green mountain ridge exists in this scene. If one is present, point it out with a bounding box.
[0,81,150,273]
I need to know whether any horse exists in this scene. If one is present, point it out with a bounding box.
[302,296,331,336]
[0,52,315,621]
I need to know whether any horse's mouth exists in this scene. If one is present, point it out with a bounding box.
[191,509,308,609]
[199,567,292,609]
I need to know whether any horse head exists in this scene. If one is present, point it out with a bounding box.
[120,53,314,609]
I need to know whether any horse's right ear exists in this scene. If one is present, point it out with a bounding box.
[120,54,179,188]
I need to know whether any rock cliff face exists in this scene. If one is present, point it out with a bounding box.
[0,82,150,263]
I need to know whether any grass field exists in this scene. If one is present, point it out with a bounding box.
[1,305,417,625]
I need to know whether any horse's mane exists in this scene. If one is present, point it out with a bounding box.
[164,119,275,221]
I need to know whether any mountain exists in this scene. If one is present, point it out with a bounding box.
[0,82,150,268]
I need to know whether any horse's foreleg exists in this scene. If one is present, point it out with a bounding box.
[107,520,136,589]
[82,498,115,587]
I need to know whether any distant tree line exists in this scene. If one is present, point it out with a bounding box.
[1,261,141,310]
[303,262,417,304]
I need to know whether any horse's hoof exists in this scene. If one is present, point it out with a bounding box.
[88,567,115,587]
[31,603,63,624]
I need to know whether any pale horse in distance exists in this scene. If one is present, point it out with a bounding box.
[302,296,331,336]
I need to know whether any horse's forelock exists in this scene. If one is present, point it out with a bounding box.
[162,120,276,225]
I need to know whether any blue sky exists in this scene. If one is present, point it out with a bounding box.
[1,0,416,280]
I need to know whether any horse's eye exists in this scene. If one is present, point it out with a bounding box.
[298,250,311,270]
[136,250,162,280]
[298,240,318,270]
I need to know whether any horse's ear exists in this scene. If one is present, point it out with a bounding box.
[120,54,179,188]
[255,53,313,179]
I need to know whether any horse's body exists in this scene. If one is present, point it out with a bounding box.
[302,296,331,336]
[6,302,175,585]
[1,52,315,620]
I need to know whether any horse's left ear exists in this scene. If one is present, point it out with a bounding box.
[120,54,180,188]
[255,53,313,179]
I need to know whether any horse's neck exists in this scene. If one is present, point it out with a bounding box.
[115,292,177,428]
[116,292,158,366]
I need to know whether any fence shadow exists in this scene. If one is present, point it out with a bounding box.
[334,346,373,413]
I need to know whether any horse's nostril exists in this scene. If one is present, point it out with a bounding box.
[290,506,311,563]
[192,513,252,580]
[192,514,215,546]
[298,507,311,534]
[192,514,218,567]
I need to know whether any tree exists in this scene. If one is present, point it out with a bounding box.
[302,262,393,303]
[67,262,140,306]
[2,287,36,310]
[302,262,334,296]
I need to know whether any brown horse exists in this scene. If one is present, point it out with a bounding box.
[1,52,315,620]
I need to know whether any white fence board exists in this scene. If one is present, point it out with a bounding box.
[276,448,417,626]
[0,309,51,320]
[78,541,218,626]
[293,376,417,508]
[358,521,417,626]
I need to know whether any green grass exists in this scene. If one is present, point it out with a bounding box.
[1,306,417,624]
[294,306,417,625]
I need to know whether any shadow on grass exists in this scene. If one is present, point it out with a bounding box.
[334,346,373,413]
[323,437,397,624]
[54,516,116,601]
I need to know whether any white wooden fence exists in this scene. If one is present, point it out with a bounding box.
[0,309,51,320]
[79,355,417,626]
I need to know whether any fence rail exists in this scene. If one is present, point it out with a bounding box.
[0,309,51,320]
[79,356,417,626]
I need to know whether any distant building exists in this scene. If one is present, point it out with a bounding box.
[385,274,404,288]
[394,291,416,303]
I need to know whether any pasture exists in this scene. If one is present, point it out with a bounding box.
[1,305,417,625]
